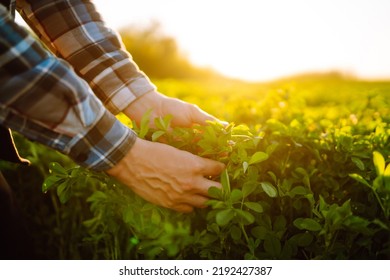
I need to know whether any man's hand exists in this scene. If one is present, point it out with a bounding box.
[124,90,222,127]
[106,138,225,213]
[117,90,226,212]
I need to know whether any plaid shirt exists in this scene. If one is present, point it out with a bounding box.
[0,1,156,171]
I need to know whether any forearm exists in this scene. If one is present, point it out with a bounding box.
[16,0,156,115]
[0,7,136,171]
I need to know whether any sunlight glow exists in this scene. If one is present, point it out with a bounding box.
[93,0,390,81]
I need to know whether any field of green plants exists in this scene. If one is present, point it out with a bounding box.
[2,73,389,260]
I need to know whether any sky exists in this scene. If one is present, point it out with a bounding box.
[41,0,390,81]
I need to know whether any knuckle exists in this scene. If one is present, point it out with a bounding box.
[187,103,199,113]
[192,159,204,173]
[181,182,194,193]
[184,175,198,191]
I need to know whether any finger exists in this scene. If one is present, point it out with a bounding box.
[191,176,222,197]
[189,104,230,127]
[171,204,194,213]
[137,186,195,213]
[197,157,225,176]
[167,192,211,212]
[189,104,218,125]
[182,193,211,209]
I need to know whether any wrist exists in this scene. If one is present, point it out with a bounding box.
[123,90,163,122]
[106,137,142,177]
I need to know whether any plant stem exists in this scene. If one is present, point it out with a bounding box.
[241,224,249,243]
[373,190,388,219]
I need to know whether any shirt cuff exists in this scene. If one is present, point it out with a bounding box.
[104,73,157,115]
[68,110,137,171]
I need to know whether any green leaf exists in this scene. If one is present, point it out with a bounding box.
[206,199,225,209]
[154,117,165,130]
[293,218,322,231]
[230,225,242,241]
[288,186,308,197]
[139,109,151,139]
[343,215,371,234]
[87,190,108,203]
[291,232,313,247]
[155,115,172,131]
[373,176,383,191]
[244,202,263,213]
[349,173,371,189]
[384,164,390,189]
[251,226,267,240]
[42,176,62,192]
[204,125,218,143]
[151,130,165,142]
[294,167,308,177]
[372,219,390,230]
[294,168,310,188]
[164,223,174,233]
[122,206,134,224]
[351,157,365,171]
[261,182,278,197]
[235,209,255,224]
[264,234,281,257]
[373,151,385,176]
[216,209,234,226]
[385,164,390,177]
[266,119,288,134]
[266,143,279,156]
[49,162,67,176]
[273,216,287,232]
[319,195,328,212]
[56,181,71,204]
[221,169,231,197]
[208,223,220,234]
[230,189,243,203]
[70,168,81,178]
[208,186,223,200]
[242,181,257,198]
[248,152,269,165]
[233,169,241,180]
[267,171,277,184]
[151,209,161,225]
[339,134,353,151]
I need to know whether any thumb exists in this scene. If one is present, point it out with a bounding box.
[189,104,229,127]
[189,104,218,125]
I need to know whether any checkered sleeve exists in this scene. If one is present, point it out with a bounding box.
[16,0,157,115]
[0,5,136,171]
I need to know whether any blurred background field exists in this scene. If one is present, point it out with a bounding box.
[117,22,390,125]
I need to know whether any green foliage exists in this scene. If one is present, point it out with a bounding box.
[3,75,390,259]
